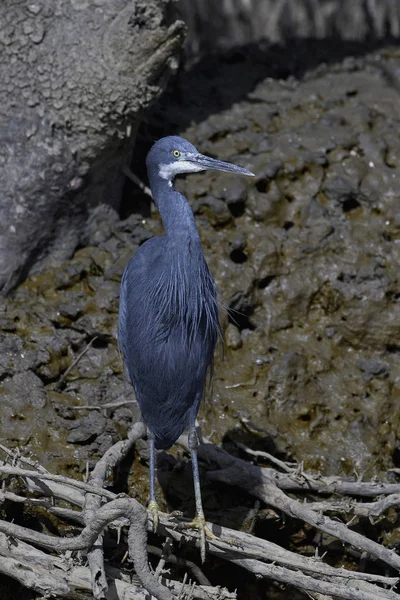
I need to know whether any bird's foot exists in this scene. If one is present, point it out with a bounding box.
[147,500,162,533]
[182,512,216,563]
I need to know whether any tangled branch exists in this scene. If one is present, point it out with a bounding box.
[0,422,399,600]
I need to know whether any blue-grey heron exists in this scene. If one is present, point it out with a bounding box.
[118,136,254,560]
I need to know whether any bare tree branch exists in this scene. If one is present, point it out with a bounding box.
[83,420,146,598]
[200,444,400,572]
[0,497,172,600]
[0,428,399,600]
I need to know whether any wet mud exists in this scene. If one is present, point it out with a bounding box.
[2,41,400,599]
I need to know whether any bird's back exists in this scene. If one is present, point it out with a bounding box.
[118,235,219,449]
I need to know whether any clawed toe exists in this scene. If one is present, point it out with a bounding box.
[147,500,162,532]
[180,512,216,562]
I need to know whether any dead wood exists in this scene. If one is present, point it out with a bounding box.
[0,423,399,599]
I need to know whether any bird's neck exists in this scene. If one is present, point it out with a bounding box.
[149,170,201,244]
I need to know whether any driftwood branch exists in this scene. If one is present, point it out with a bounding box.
[0,423,399,599]
[199,444,400,571]
[83,420,146,599]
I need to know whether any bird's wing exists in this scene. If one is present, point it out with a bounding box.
[118,237,218,448]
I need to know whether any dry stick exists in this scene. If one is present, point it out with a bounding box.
[70,400,136,411]
[237,421,400,496]
[1,443,85,506]
[0,508,398,600]
[0,444,85,507]
[55,336,98,391]
[154,538,174,580]
[4,440,399,584]
[0,445,86,506]
[2,436,399,598]
[0,554,227,600]
[0,444,49,472]
[0,555,71,598]
[83,420,146,599]
[159,576,236,600]
[304,494,400,518]
[0,476,85,508]
[2,472,396,593]
[149,544,211,587]
[260,466,400,497]
[156,515,398,588]
[1,471,396,593]
[122,165,153,198]
[0,490,82,524]
[26,478,85,507]
[229,557,397,600]
[199,444,400,572]
[179,435,400,498]
[0,465,116,499]
[0,493,397,600]
[0,532,227,600]
[0,497,172,600]
[236,442,296,473]
[156,518,398,600]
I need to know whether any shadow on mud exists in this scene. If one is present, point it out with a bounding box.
[121,35,400,219]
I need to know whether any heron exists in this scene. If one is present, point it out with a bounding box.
[118,136,254,560]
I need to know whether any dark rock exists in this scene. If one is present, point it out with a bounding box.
[67,410,107,444]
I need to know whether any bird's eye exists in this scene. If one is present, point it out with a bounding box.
[172,150,181,158]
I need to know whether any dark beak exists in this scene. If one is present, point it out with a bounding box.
[190,153,254,177]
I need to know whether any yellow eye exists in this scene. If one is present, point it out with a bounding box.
[172,150,181,158]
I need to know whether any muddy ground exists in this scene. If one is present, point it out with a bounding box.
[1,40,400,598]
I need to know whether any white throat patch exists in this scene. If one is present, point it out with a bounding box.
[159,161,205,182]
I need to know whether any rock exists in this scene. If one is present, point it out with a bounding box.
[67,410,107,444]
[1,371,46,445]
[225,324,243,350]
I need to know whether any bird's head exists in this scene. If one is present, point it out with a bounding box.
[146,135,254,183]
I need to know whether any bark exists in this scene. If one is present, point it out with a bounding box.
[0,430,399,600]
[0,0,184,292]
[177,0,400,55]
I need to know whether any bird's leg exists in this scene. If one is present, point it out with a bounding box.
[184,423,216,562]
[147,430,160,532]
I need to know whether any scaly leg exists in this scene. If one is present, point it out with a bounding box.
[184,422,216,562]
[147,430,161,532]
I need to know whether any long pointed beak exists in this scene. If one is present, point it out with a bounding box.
[189,153,254,177]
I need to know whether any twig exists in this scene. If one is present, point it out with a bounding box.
[156,515,398,588]
[150,542,212,587]
[1,468,397,593]
[236,442,296,473]
[0,532,227,600]
[55,336,98,390]
[156,516,398,600]
[199,444,400,572]
[0,465,115,500]
[0,444,49,472]
[229,557,394,600]
[304,494,400,518]
[69,400,136,410]
[263,466,400,497]
[154,538,173,580]
[122,165,152,198]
